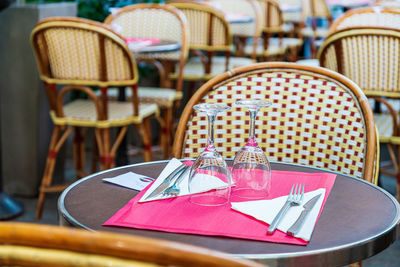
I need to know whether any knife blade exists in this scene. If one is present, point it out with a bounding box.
[286,193,322,237]
[145,164,186,200]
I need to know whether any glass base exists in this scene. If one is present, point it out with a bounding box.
[190,195,228,206]
[232,188,268,199]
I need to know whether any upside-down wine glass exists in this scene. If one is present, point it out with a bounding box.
[231,99,272,199]
[188,103,232,206]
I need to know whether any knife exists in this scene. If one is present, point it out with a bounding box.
[144,164,187,200]
[286,193,322,237]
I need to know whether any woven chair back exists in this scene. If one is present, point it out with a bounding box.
[168,1,231,51]
[218,0,262,38]
[319,27,400,98]
[257,0,284,33]
[31,17,138,88]
[104,4,188,63]
[302,0,331,21]
[173,62,376,182]
[329,6,400,34]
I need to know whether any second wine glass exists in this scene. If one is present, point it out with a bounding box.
[231,99,271,199]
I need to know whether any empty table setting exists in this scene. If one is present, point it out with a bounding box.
[58,159,400,266]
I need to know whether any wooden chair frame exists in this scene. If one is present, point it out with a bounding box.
[31,17,156,219]
[172,62,377,183]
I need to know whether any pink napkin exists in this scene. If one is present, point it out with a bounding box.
[104,170,336,245]
[124,37,160,45]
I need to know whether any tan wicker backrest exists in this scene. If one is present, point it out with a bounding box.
[31,17,138,88]
[218,0,262,38]
[329,7,400,34]
[173,62,376,182]
[302,0,332,21]
[0,222,264,267]
[375,0,400,9]
[257,0,284,33]
[104,4,189,62]
[319,27,400,98]
[168,1,231,51]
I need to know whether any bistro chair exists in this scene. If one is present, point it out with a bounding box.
[168,1,254,93]
[0,222,263,267]
[173,62,378,184]
[300,0,332,58]
[319,26,400,199]
[31,17,158,219]
[104,4,189,158]
[328,6,400,34]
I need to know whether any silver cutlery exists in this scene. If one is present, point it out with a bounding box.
[162,165,191,198]
[287,193,322,237]
[267,183,305,235]
[145,164,186,200]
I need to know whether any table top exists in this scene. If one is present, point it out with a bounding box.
[225,13,254,24]
[58,160,400,267]
[128,40,181,54]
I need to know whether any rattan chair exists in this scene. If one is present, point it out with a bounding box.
[173,62,377,184]
[319,26,400,198]
[300,0,332,58]
[0,222,264,267]
[329,6,400,34]
[168,1,254,90]
[31,17,158,219]
[104,4,189,158]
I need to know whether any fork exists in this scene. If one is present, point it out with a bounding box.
[267,183,305,235]
[162,165,191,198]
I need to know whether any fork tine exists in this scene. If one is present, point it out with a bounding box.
[300,184,305,202]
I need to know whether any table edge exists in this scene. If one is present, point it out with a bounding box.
[58,160,400,262]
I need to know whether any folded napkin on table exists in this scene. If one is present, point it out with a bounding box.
[232,188,325,241]
[140,158,228,202]
[102,172,154,191]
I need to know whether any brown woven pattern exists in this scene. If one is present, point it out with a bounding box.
[182,70,368,179]
[40,27,132,82]
[319,28,400,97]
[169,2,230,49]
[257,0,283,32]
[302,0,331,19]
[105,6,184,61]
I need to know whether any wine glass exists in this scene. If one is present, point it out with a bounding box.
[188,103,232,206]
[231,99,271,199]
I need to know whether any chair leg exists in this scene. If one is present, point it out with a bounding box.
[350,261,363,267]
[73,127,87,179]
[97,128,112,170]
[162,107,173,159]
[36,125,72,219]
[135,118,153,162]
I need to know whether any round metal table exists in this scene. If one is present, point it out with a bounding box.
[58,161,400,267]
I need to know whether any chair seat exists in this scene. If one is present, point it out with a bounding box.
[170,56,254,80]
[270,37,303,48]
[302,27,330,38]
[51,99,158,128]
[106,87,182,109]
[374,113,394,143]
[244,38,287,57]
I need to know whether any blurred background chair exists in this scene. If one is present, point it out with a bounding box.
[173,62,377,184]
[168,1,255,97]
[319,26,400,199]
[104,4,189,158]
[31,17,158,219]
[0,222,264,267]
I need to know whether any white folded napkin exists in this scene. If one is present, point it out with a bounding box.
[139,158,228,202]
[231,188,326,241]
[103,172,154,191]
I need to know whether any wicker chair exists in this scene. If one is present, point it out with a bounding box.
[168,1,254,90]
[319,26,400,199]
[104,4,188,158]
[0,222,264,267]
[173,62,377,184]
[31,17,158,219]
[300,0,332,58]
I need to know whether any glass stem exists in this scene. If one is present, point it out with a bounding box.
[206,113,216,152]
[248,109,258,146]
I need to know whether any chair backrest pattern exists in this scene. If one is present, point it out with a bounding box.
[104,4,188,62]
[302,0,331,20]
[175,64,375,181]
[319,27,400,97]
[31,18,137,87]
[257,0,284,33]
[169,1,231,51]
